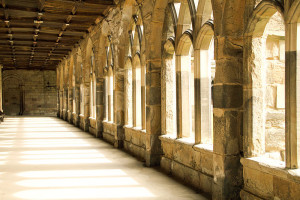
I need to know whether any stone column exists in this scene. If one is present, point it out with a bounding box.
[113,68,125,148]
[74,84,80,126]
[96,77,105,137]
[60,90,63,118]
[285,22,300,169]
[211,1,244,199]
[145,59,162,166]
[57,90,60,117]
[68,87,73,123]
[83,82,90,131]
[63,88,68,120]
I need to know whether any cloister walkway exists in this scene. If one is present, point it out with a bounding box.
[0,117,207,200]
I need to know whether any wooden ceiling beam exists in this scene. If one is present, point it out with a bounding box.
[46,0,115,8]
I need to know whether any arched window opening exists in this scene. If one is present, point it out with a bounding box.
[195,23,214,145]
[60,66,63,113]
[72,64,76,113]
[177,32,195,139]
[80,63,84,115]
[162,39,176,136]
[125,58,133,126]
[104,43,114,122]
[64,62,69,113]
[90,49,96,119]
[133,54,142,128]
[162,4,177,136]
[263,12,285,161]
[129,14,146,130]
[104,70,108,121]
[108,66,114,122]
[244,5,285,163]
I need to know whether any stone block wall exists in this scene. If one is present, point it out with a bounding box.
[241,157,300,200]
[55,0,300,199]
[3,70,56,116]
[160,136,213,195]
[123,126,146,161]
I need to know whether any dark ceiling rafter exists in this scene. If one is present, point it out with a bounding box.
[1,0,16,67]
[44,0,80,66]
[0,0,114,70]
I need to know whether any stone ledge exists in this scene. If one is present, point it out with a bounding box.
[160,135,214,176]
[124,126,146,148]
[241,157,300,184]
[161,156,213,196]
[124,125,146,134]
[159,135,213,153]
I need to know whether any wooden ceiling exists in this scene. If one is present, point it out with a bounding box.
[0,0,115,70]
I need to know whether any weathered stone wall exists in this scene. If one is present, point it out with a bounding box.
[264,12,285,160]
[3,70,56,116]
[55,0,300,199]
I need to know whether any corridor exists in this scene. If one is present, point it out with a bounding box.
[0,117,207,200]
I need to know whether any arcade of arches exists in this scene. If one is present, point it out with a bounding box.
[2,0,300,199]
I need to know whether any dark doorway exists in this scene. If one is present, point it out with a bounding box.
[3,77,24,115]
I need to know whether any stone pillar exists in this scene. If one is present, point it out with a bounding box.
[63,88,68,120]
[57,90,60,117]
[285,22,300,169]
[113,69,125,148]
[211,1,244,199]
[96,77,105,138]
[60,90,63,118]
[74,84,80,126]
[145,60,162,166]
[82,82,90,131]
[68,87,73,123]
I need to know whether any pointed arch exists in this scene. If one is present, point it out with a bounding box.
[194,21,214,144]
[243,0,285,162]
[125,57,133,126]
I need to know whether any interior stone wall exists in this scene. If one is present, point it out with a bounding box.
[264,12,286,161]
[3,70,57,116]
[55,0,300,199]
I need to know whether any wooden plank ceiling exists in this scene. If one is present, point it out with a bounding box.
[0,0,114,70]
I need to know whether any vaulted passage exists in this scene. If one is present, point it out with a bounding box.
[2,0,300,199]
[0,117,206,200]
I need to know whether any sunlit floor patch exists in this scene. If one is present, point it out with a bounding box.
[21,149,100,155]
[20,153,105,159]
[1,117,206,200]
[14,187,155,199]
[17,169,127,178]
[20,158,112,165]
[17,177,138,187]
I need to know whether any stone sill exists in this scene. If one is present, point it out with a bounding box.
[102,120,114,124]
[124,126,146,134]
[241,157,300,183]
[159,135,213,153]
[193,143,213,153]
